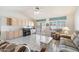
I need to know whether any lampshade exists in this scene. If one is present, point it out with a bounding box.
[62,27,70,31]
[62,27,70,35]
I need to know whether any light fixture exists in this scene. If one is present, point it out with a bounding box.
[34,6,40,15]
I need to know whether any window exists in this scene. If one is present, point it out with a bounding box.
[49,16,67,30]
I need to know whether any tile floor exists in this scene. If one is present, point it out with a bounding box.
[6,34,60,52]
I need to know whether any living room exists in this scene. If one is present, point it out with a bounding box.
[0,6,79,52]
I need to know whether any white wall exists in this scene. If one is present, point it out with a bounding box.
[66,13,75,33]
[75,7,79,31]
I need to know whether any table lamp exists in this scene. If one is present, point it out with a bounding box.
[62,27,70,35]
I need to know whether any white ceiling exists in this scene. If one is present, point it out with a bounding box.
[0,6,76,19]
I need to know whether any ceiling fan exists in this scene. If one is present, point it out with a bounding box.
[34,6,40,15]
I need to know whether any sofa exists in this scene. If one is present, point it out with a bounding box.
[59,34,79,52]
